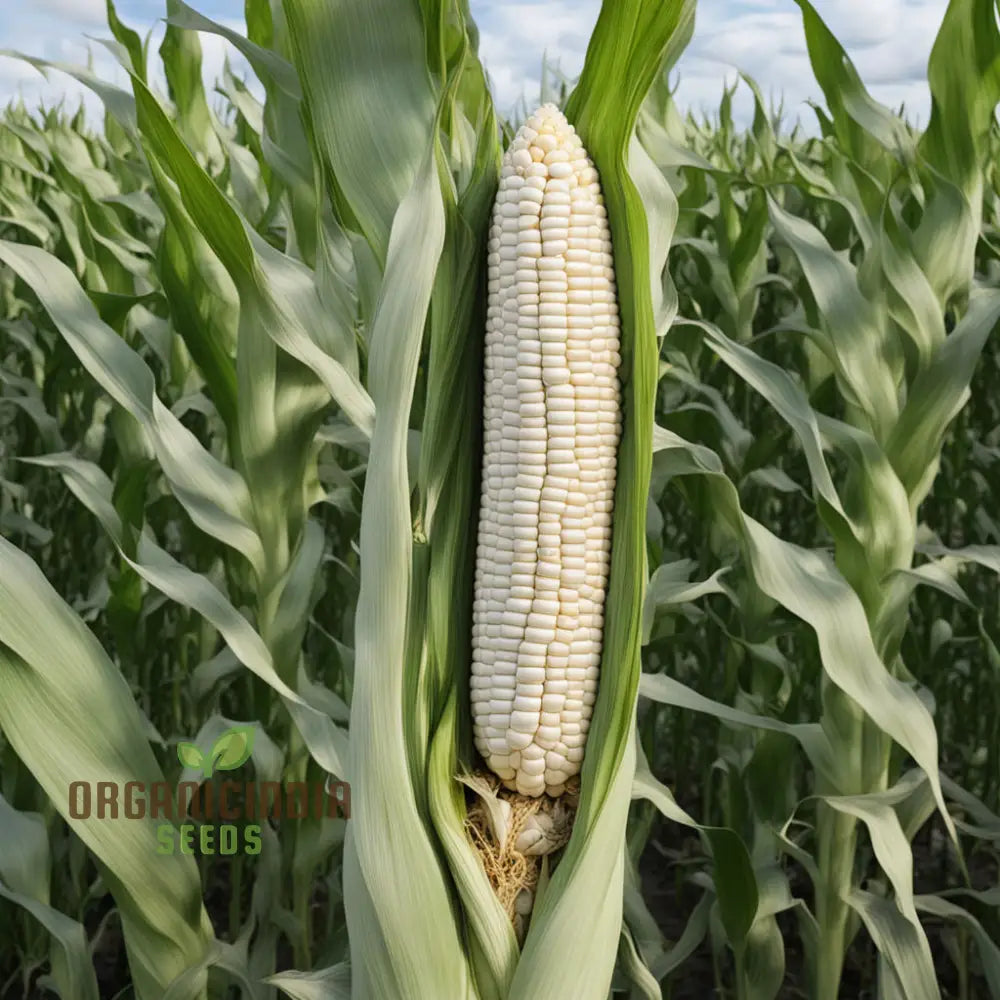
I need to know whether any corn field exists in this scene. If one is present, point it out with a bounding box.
[0,0,999,997]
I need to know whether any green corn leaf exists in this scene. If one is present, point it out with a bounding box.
[22,451,348,779]
[105,0,146,83]
[159,0,223,163]
[0,238,266,576]
[0,538,214,1000]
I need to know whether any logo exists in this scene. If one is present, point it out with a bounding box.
[177,725,255,777]
[68,724,351,857]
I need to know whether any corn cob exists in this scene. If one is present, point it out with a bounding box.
[471,104,621,798]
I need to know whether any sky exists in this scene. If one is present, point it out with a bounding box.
[0,0,949,131]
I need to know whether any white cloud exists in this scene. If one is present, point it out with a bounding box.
[0,0,955,134]
[476,0,600,115]
[670,0,949,129]
[811,0,909,45]
[22,0,107,27]
[0,7,259,126]
[472,0,950,131]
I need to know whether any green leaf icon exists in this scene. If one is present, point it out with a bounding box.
[208,725,255,775]
[177,742,205,771]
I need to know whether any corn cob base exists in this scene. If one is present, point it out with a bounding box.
[464,770,580,940]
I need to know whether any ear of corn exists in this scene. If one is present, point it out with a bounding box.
[472,105,621,798]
